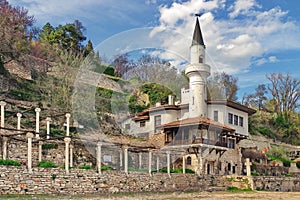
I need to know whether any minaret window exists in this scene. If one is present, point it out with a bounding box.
[214,111,218,122]
[199,56,203,63]
[192,96,195,105]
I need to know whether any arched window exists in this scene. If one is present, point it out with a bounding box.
[187,156,192,165]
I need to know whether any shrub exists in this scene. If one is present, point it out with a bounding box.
[296,162,300,169]
[42,143,58,150]
[227,186,252,192]
[158,167,195,174]
[37,161,57,168]
[0,159,21,166]
[79,165,92,170]
[101,165,112,171]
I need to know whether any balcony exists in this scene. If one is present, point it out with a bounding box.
[165,138,228,148]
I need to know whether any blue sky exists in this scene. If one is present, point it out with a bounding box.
[8,0,300,101]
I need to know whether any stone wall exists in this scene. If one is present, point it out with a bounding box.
[0,166,219,195]
[1,166,300,194]
[252,176,300,192]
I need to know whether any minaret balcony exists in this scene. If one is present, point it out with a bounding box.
[185,63,211,77]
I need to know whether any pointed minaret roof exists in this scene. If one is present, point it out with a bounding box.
[192,18,205,47]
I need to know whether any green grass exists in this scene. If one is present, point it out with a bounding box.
[227,186,253,192]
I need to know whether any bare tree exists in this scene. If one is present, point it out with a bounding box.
[267,73,300,113]
[208,72,238,101]
[242,84,268,110]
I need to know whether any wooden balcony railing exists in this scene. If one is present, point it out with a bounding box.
[165,138,228,148]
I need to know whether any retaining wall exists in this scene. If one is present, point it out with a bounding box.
[1,166,300,195]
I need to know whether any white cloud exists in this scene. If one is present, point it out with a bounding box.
[254,56,279,66]
[151,0,300,75]
[228,0,259,18]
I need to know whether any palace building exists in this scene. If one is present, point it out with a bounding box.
[122,18,255,175]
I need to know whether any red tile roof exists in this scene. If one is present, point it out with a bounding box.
[159,117,235,131]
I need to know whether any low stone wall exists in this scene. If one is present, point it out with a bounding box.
[252,176,300,192]
[1,166,300,195]
[0,166,216,195]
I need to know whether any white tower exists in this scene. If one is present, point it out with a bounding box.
[185,18,211,118]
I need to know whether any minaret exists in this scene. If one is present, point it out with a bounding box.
[185,17,211,118]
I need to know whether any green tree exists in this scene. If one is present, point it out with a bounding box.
[38,20,87,53]
[128,83,174,113]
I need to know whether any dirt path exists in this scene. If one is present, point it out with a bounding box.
[61,191,300,200]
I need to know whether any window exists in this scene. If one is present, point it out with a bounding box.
[239,116,244,127]
[228,113,233,124]
[228,139,235,149]
[140,121,146,127]
[199,55,204,63]
[187,156,192,165]
[125,124,130,130]
[228,163,231,172]
[213,110,218,122]
[154,115,161,132]
[234,115,238,126]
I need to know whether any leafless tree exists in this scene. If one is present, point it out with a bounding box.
[267,73,300,113]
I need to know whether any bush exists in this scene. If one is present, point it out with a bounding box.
[42,143,58,150]
[158,167,195,174]
[79,165,92,170]
[296,162,300,169]
[227,186,252,192]
[101,165,112,171]
[0,159,21,166]
[37,161,57,168]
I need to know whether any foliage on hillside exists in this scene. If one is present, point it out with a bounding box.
[128,83,175,113]
[245,73,300,145]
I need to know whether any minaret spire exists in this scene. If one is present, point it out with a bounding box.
[185,15,211,118]
[192,18,205,47]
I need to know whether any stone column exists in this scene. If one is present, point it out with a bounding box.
[70,144,74,168]
[38,141,43,162]
[245,158,252,176]
[182,155,186,174]
[17,113,22,133]
[35,108,41,138]
[26,132,34,173]
[148,150,152,176]
[0,101,6,128]
[64,137,71,175]
[46,117,51,139]
[0,101,7,159]
[138,152,142,169]
[197,147,203,176]
[2,137,8,160]
[96,142,102,174]
[156,155,160,172]
[65,113,71,136]
[167,151,170,176]
[124,146,128,175]
[119,149,123,170]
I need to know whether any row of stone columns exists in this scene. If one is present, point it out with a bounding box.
[119,147,174,176]
[0,100,73,174]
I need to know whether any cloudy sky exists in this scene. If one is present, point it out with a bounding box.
[7,0,300,100]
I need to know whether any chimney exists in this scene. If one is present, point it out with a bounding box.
[168,94,174,105]
[155,102,161,107]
